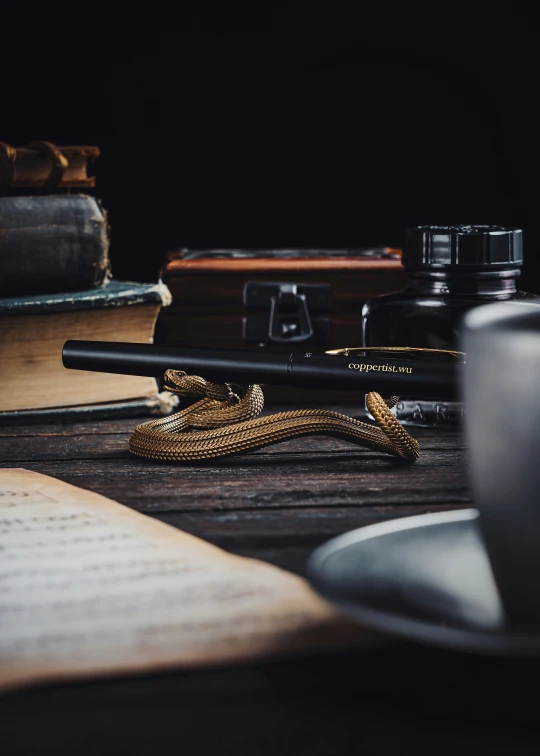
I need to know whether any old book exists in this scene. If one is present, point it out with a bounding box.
[0,194,110,296]
[0,143,99,190]
[0,280,171,413]
[0,469,367,691]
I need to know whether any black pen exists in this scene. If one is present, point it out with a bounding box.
[62,341,459,400]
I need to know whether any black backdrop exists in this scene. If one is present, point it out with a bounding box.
[4,12,540,290]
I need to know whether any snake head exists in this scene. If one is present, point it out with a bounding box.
[163,369,189,394]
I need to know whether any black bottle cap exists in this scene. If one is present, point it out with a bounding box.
[404,225,523,270]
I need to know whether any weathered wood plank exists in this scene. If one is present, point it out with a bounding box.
[0,424,465,462]
[153,503,467,574]
[0,448,470,512]
[0,412,469,577]
[0,405,465,439]
[154,503,467,544]
[0,421,136,437]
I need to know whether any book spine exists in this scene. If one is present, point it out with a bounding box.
[0,194,110,296]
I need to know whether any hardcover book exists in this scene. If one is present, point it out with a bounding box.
[0,280,171,413]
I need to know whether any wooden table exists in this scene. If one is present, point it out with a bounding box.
[1,410,538,755]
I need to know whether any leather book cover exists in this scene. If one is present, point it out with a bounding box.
[0,279,172,316]
[0,194,110,296]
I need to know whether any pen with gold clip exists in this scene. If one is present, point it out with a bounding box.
[62,341,461,401]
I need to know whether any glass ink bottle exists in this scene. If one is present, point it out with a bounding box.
[362,225,540,426]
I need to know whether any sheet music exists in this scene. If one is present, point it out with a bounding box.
[0,469,365,691]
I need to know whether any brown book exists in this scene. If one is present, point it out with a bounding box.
[156,248,407,403]
[0,281,171,413]
[0,142,99,191]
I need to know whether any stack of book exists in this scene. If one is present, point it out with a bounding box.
[0,141,175,423]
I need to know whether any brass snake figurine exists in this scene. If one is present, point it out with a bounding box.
[126,347,466,463]
[129,374,418,462]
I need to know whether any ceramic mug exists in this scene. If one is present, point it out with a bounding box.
[463,301,540,628]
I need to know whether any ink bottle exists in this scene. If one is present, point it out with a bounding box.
[362,225,540,426]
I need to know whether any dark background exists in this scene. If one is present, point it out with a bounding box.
[3,11,540,290]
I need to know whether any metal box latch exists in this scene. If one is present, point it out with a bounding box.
[243,281,332,344]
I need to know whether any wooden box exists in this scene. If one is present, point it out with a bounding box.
[155,248,407,403]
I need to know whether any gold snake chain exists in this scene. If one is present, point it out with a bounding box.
[128,348,463,463]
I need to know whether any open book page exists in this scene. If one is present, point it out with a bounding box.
[0,469,368,691]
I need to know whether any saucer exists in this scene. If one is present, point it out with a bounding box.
[307,509,540,655]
